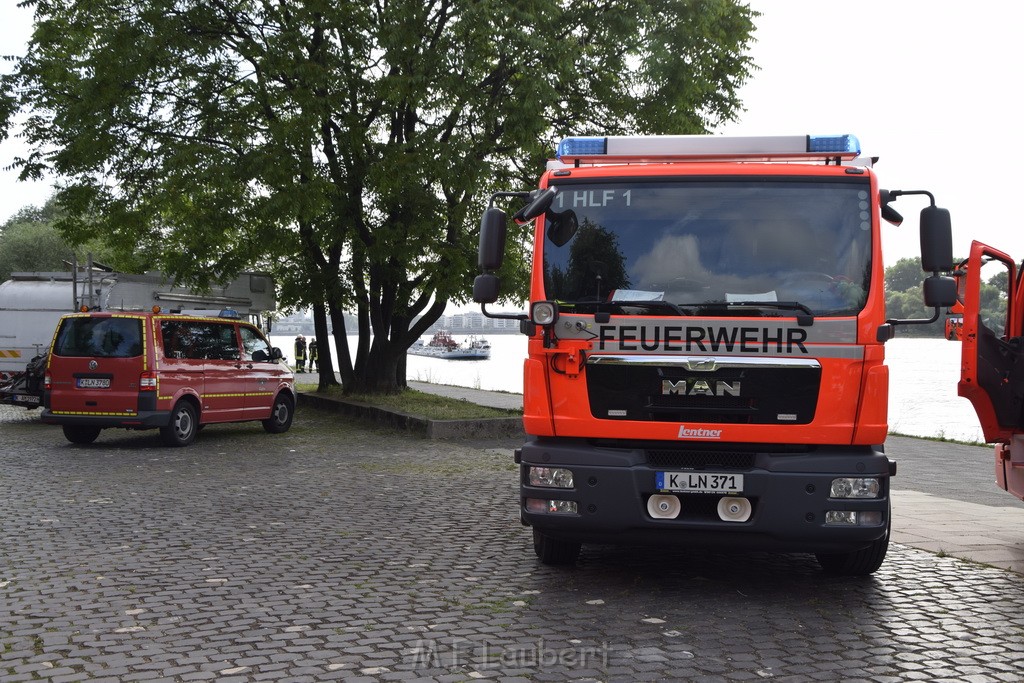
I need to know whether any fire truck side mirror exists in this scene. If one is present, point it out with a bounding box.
[512,187,557,223]
[923,275,957,308]
[879,189,904,226]
[473,273,500,304]
[478,208,508,271]
[920,205,953,273]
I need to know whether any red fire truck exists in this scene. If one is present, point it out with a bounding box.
[948,243,1024,502]
[474,134,956,575]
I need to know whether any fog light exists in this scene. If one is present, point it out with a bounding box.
[529,466,574,488]
[526,498,578,514]
[825,510,859,525]
[824,510,886,526]
[531,301,558,326]
[830,477,880,499]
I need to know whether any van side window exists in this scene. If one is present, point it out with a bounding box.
[240,326,272,362]
[54,316,143,358]
[162,321,190,359]
[197,323,241,361]
[161,321,240,361]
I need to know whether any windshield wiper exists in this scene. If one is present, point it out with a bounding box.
[607,300,689,316]
[723,301,815,325]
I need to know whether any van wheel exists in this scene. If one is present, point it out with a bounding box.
[533,528,581,566]
[161,401,198,447]
[262,393,294,434]
[62,425,101,445]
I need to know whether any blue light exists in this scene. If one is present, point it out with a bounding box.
[807,134,860,155]
[557,136,607,159]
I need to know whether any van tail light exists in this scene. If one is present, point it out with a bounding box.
[44,372,51,391]
[140,372,157,391]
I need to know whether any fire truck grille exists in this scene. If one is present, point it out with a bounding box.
[646,449,755,470]
[586,360,821,425]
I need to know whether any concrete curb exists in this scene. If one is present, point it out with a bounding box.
[296,391,524,440]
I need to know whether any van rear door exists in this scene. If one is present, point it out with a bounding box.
[48,314,146,417]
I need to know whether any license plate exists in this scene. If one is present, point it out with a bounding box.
[77,378,110,389]
[14,394,41,404]
[656,471,743,494]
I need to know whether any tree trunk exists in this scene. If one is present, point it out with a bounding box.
[311,302,339,392]
[330,302,354,389]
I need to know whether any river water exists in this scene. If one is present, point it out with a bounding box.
[273,334,985,444]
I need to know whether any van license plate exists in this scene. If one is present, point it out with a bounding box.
[14,394,41,404]
[77,378,110,389]
[656,472,743,494]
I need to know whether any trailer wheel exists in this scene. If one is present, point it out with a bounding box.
[815,508,891,576]
[262,393,294,434]
[533,528,582,566]
[160,401,198,447]
[62,425,101,445]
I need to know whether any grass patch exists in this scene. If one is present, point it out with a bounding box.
[888,431,986,447]
[296,383,520,420]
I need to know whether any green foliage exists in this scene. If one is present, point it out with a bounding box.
[1,0,758,392]
[884,256,1007,338]
[0,197,126,280]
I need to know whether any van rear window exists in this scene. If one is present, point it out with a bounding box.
[53,317,144,358]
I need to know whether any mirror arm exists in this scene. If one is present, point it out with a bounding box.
[481,303,528,321]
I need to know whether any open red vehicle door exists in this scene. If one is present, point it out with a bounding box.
[955,240,1024,498]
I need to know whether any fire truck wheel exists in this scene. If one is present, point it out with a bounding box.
[815,512,890,576]
[160,401,199,447]
[533,528,581,566]
[62,425,101,445]
[262,393,294,434]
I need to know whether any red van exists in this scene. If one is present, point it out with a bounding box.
[41,311,295,446]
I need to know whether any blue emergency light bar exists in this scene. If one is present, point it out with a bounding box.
[556,134,861,162]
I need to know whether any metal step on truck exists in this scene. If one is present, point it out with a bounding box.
[0,263,276,409]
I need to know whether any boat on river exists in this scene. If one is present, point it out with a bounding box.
[409,331,491,360]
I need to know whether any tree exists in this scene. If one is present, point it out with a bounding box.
[884,257,927,294]
[0,197,124,280]
[1,0,758,393]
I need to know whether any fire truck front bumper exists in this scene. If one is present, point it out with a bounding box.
[518,437,893,554]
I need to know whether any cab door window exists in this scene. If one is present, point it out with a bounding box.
[240,325,273,362]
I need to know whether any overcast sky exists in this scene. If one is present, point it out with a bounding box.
[2,1,1022,266]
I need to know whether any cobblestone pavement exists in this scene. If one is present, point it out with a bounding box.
[3,404,1024,682]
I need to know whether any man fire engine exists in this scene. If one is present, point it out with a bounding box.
[474,134,956,575]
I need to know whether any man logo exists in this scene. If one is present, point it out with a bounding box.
[662,379,740,397]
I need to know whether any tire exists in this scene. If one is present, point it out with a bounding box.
[533,528,582,566]
[160,401,199,447]
[262,393,294,434]
[62,425,101,445]
[815,508,891,576]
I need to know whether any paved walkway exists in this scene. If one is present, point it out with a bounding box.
[4,402,1024,680]
[411,382,1024,575]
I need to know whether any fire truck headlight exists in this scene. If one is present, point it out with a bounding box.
[531,301,558,326]
[829,477,880,499]
[529,466,574,489]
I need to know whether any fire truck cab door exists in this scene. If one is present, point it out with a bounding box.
[957,240,1024,443]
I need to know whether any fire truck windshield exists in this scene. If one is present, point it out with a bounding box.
[542,179,872,317]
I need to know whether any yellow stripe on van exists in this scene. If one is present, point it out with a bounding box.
[0,350,21,358]
[50,410,138,417]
